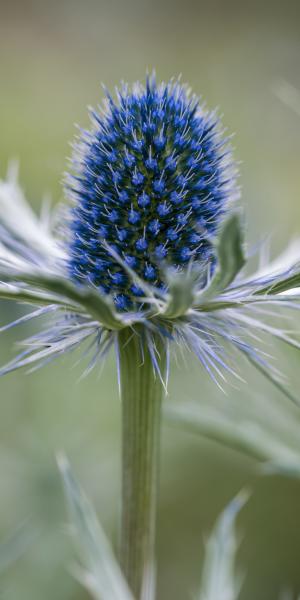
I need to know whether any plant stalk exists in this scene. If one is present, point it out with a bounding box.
[119,327,166,600]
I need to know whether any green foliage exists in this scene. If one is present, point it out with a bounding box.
[165,394,300,477]
[58,454,134,600]
[0,272,125,331]
[0,521,36,574]
[197,493,247,600]
[198,213,245,303]
[162,268,199,318]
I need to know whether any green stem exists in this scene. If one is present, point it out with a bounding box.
[119,327,166,600]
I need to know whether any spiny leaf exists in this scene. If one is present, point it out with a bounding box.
[198,213,246,303]
[257,272,300,296]
[58,454,134,600]
[197,492,247,600]
[0,283,80,310]
[0,270,125,330]
[161,268,198,318]
[195,300,244,312]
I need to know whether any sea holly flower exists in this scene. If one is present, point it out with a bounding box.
[1,76,300,599]
[0,157,300,393]
[66,78,235,313]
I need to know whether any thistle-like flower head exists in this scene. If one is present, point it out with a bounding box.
[67,77,235,311]
[0,76,300,401]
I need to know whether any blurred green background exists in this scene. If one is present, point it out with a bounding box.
[1,0,300,598]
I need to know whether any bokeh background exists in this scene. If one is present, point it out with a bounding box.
[0,1,300,598]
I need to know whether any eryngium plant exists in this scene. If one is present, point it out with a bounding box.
[1,76,300,599]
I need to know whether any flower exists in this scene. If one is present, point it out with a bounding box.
[0,77,300,400]
[66,77,236,312]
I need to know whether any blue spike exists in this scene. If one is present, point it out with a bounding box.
[124,153,136,168]
[148,219,161,236]
[138,192,151,208]
[128,209,141,225]
[157,203,170,217]
[117,228,129,242]
[154,245,167,260]
[114,294,130,310]
[166,227,178,241]
[107,209,119,223]
[131,283,144,296]
[132,172,145,187]
[144,157,158,171]
[153,136,166,151]
[118,190,129,204]
[136,238,148,252]
[110,271,125,285]
[165,156,177,172]
[153,179,166,195]
[124,254,138,269]
[170,191,183,205]
[144,264,156,280]
[179,247,192,261]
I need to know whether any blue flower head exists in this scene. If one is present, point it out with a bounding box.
[1,77,300,401]
[67,76,236,311]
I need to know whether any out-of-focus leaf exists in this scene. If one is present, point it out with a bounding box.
[273,79,300,118]
[0,520,37,573]
[278,591,300,600]
[164,397,300,478]
[236,345,300,409]
[58,454,134,600]
[197,492,247,600]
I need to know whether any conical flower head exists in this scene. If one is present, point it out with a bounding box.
[67,77,236,311]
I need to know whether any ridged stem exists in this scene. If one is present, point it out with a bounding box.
[119,327,166,600]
